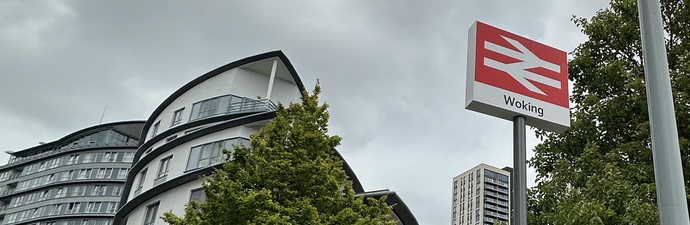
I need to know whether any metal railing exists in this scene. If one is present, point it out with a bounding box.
[192,98,277,122]
[228,99,277,113]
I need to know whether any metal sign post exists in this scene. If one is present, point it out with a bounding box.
[465,21,570,225]
[637,0,690,224]
[513,116,527,225]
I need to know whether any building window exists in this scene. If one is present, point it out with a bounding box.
[72,186,86,196]
[85,202,95,213]
[171,108,184,126]
[152,121,160,137]
[0,171,9,181]
[117,169,129,179]
[92,185,106,196]
[52,204,62,215]
[6,213,16,223]
[112,186,123,196]
[137,168,148,190]
[105,168,113,178]
[107,202,118,213]
[102,152,118,162]
[83,153,94,163]
[123,152,134,163]
[68,202,81,213]
[96,169,106,179]
[67,154,80,165]
[190,97,220,120]
[166,135,178,143]
[55,188,66,198]
[143,202,159,225]
[157,156,172,178]
[40,190,49,201]
[78,169,92,179]
[189,188,206,202]
[186,138,249,171]
[61,170,74,181]
[50,157,61,168]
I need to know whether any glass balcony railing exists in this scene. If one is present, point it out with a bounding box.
[190,95,277,122]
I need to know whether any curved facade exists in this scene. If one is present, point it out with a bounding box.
[0,121,144,225]
[115,50,418,225]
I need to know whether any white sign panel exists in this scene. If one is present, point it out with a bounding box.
[466,21,570,133]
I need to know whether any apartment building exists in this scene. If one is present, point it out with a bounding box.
[452,163,511,225]
[0,121,144,225]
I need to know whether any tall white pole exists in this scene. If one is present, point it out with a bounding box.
[637,0,690,224]
[266,59,278,100]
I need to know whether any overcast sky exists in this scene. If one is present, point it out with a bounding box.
[1,1,609,224]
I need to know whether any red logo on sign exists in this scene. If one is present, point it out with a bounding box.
[473,21,568,107]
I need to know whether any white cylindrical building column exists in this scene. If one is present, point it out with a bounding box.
[266,59,278,100]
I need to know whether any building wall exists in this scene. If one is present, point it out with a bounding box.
[117,53,303,225]
[145,68,239,140]
[233,68,302,105]
[123,180,201,225]
[145,121,226,153]
[144,63,301,142]
[127,126,256,202]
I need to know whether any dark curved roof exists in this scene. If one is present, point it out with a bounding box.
[137,50,306,143]
[9,120,145,157]
[360,190,419,225]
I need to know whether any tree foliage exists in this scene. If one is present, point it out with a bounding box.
[528,0,690,224]
[161,83,396,225]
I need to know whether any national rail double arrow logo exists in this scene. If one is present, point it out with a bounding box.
[465,21,570,133]
[483,35,561,96]
[471,21,569,108]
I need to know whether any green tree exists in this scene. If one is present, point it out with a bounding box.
[528,0,690,224]
[161,83,397,225]
[494,221,508,225]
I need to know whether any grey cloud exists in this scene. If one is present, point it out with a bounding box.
[0,0,611,224]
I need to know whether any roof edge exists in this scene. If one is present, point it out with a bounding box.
[9,120,146,157]
[138,50,306,143]
[360,190,419,225]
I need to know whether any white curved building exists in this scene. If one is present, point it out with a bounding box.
[114,51,418,225]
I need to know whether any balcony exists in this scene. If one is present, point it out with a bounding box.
[485,210,509,220]
[484,197,508,207]
[190,96,277,122]
[0,189,14,197]
[4,173,20,183]
[484,203,509,213]
[5,141,139,166]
